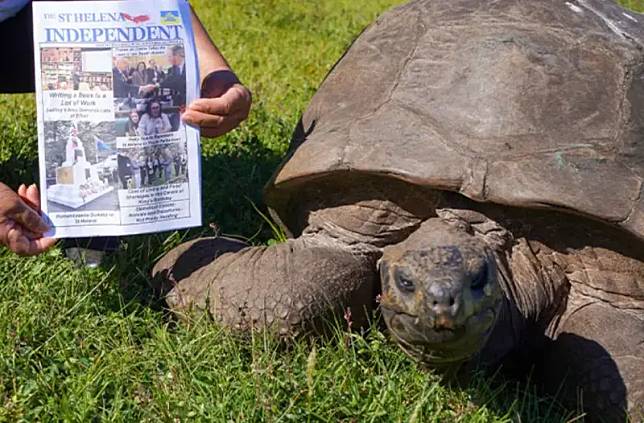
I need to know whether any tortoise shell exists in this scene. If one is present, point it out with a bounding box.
[265,0,644,240]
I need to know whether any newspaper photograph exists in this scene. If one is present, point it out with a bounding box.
[32,0,201,238]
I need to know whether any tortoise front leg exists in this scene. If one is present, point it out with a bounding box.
[152,236,248,297]
[153,237,378,337]
[542,301,643,422]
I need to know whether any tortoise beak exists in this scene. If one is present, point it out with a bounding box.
[434,314,456,331]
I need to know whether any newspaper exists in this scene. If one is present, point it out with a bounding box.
[32,0,201,238]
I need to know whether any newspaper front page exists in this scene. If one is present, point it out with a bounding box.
[32,0,201,238]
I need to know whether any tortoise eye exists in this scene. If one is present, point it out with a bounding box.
[395,271,415,293]
[471,262,488,291]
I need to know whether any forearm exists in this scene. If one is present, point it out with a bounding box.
[190,6,233,84]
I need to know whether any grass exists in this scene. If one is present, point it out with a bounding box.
[1,0,643,421]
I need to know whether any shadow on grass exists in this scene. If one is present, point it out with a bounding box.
[445,331,635,422]
[538,333,632,423]
[0,156,39,189]
[456,368,578,423]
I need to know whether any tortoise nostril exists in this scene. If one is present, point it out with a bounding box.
[429,296,458,313]
[428,283,459,312]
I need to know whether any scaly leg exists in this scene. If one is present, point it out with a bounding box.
[153,236,378,336]
[152,236,248,297]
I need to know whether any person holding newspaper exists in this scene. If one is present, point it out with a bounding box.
[0,1,252,257]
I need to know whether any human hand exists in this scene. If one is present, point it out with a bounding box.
[182,69,251,138]
[138,84,156,95]
[0,183,57,256]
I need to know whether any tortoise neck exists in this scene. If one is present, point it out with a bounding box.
[476,294,527,368]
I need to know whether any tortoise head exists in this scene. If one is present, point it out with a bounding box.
[379,218,503,368]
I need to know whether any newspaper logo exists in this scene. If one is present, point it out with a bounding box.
[160,11,180,25]
[120,13,150,24]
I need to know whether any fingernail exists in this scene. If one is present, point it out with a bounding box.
[188,103,203,112]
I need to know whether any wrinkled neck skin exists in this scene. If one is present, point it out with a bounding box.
[473,268,530,370]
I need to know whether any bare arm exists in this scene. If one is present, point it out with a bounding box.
[191,7,231,80]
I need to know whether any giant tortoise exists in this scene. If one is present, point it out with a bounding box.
[154,0,644,419]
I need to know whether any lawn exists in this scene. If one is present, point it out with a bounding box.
[1,0,643,421]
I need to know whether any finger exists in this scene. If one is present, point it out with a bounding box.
[200,116,245,138]
[187,97,232,116]
[30,237,58,255]
[8,232,57,256]
[16,225,40,240]
[0,219,16,250]
[25,184,41,210]
[7,199,49,234]
[184,111,244,136]
[199,126,237,138]
[181,109,226,128]
[17,184,27,198]
[6,226,31,256]
[182,109,246,138]
[189,86,250,115]
[18,191,39,211]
